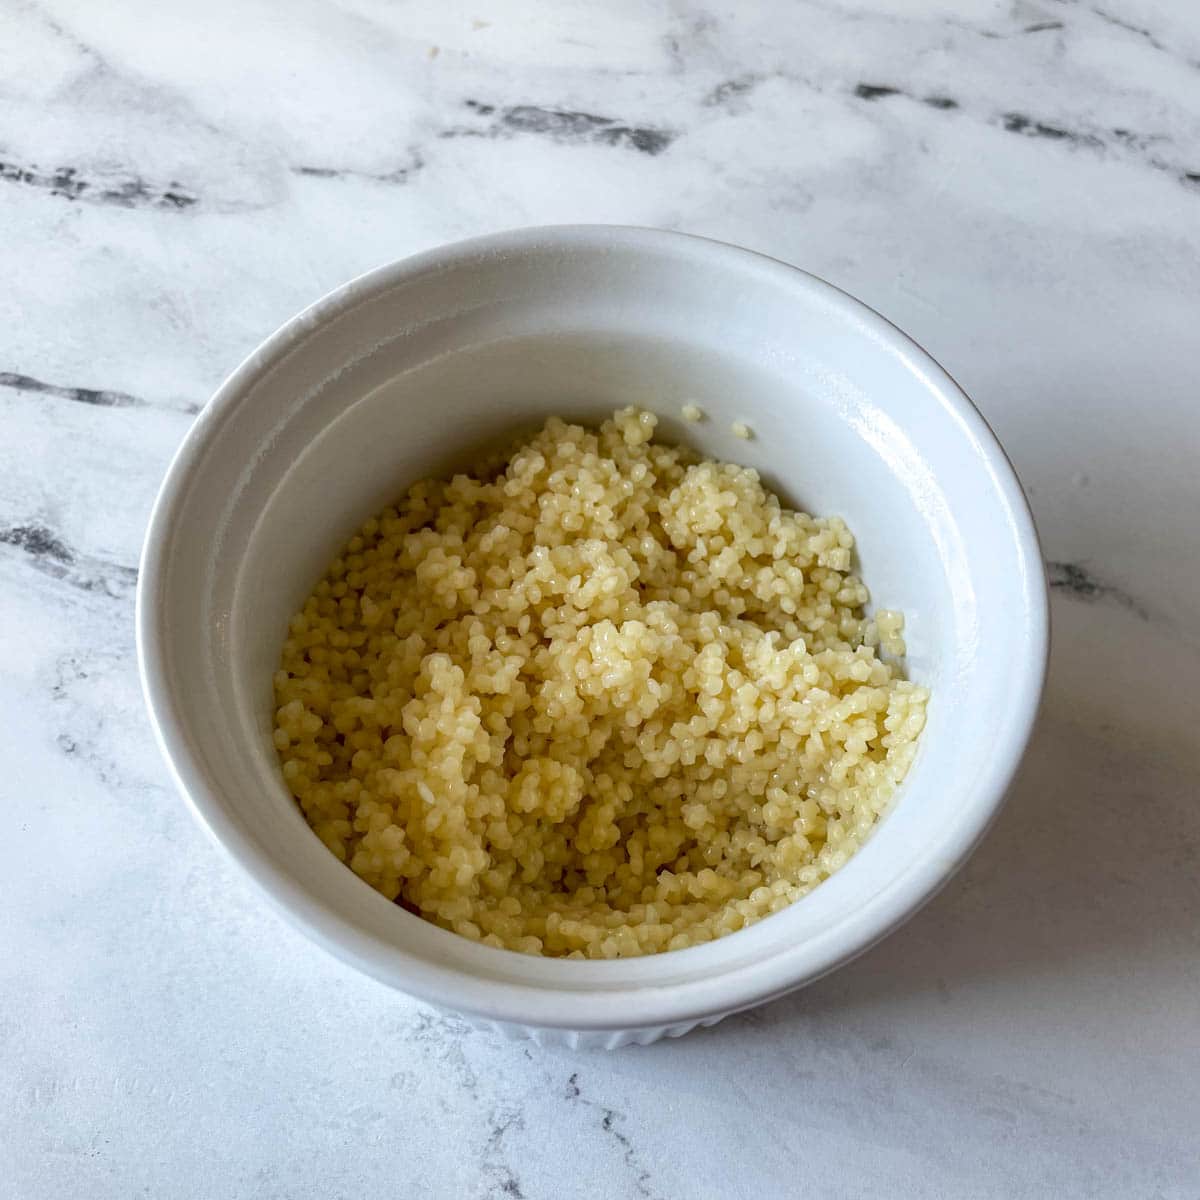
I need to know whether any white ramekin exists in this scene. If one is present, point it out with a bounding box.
[136,226,1048,1049]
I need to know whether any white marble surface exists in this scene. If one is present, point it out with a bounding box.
[3,0,1199,1194]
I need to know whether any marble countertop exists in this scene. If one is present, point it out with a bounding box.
[4,1,1199,1195]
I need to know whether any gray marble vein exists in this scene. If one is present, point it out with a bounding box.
[3,0,1199,1197]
